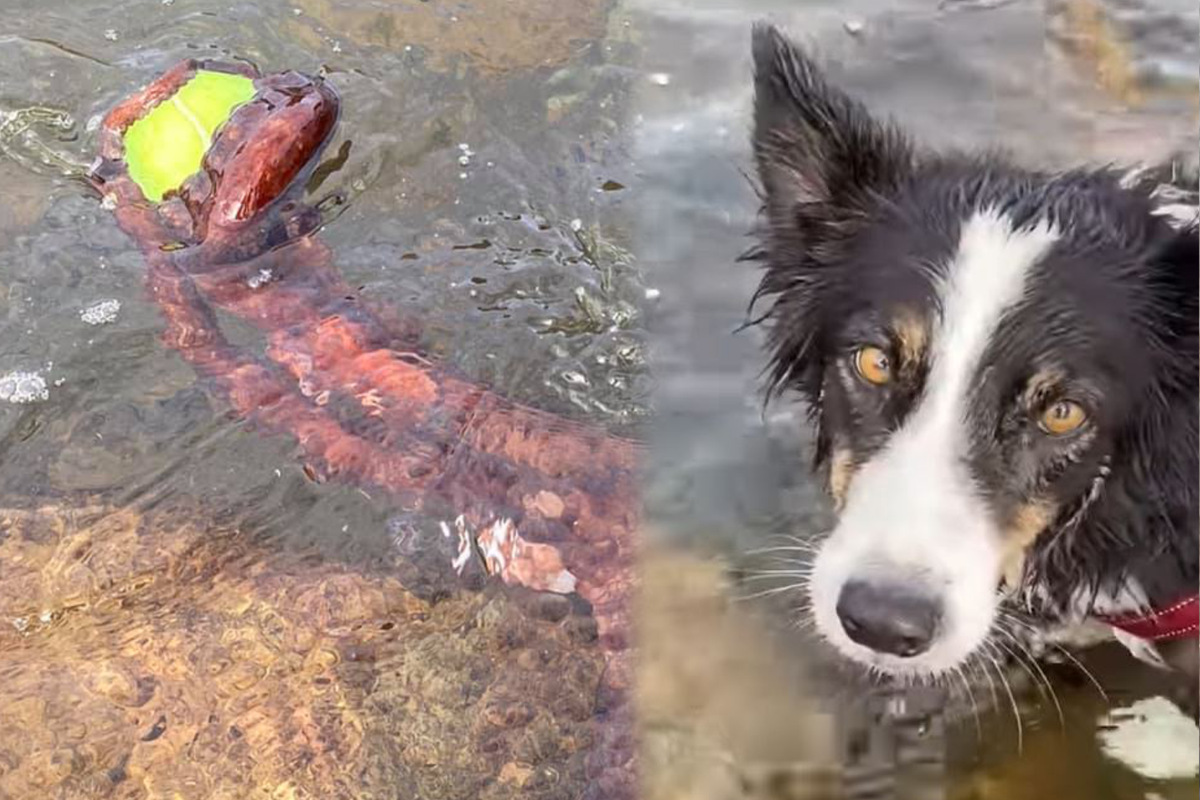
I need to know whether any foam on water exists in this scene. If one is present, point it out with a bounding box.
[80,299,121,325]
[0,371,48,404]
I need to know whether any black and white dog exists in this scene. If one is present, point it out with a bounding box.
[747,25,1198,713]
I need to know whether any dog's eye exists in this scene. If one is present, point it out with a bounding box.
[853,346,892,386]
[1039,400,1087,436]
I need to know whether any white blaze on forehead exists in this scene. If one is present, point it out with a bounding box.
[852,209,1060,543]
[809,209,1059,675]
[922,209,1059,430]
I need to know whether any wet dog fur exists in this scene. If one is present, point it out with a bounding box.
[745,24,1198,715]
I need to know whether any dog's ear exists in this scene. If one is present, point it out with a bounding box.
[748,25,913,407]
[751,24,912,221]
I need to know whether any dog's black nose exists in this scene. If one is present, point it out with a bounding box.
[835,580,942,658]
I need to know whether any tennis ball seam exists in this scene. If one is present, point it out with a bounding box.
[171,95,213,152]
[122,70,256,203]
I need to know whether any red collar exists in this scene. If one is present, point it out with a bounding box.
[1098,594,1200,641]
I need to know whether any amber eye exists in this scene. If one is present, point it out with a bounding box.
[1039,400,1087,436]
[853,346,892,386]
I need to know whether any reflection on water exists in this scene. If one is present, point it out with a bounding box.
[0,0,643,796]
[634,0,1197,798]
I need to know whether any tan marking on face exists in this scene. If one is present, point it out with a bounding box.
[893,309,928,373]
[1000,500,1057,589]
[828,448,856,511]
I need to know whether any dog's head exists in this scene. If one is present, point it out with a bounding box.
[749,25,1197,678]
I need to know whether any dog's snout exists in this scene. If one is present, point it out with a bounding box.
[835,579,942,658]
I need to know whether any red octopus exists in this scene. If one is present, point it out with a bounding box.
[88,60,639,798]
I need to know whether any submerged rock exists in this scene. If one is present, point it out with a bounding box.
[0,501,612,799]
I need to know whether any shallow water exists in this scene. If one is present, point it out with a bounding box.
[0,1,645,796]
[633,0,1198,798]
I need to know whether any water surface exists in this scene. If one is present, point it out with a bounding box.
[0,1,646,796]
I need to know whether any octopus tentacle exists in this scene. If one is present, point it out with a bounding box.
[90,59,638,797]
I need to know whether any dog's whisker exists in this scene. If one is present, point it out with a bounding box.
[761,552,814,562]
[951,664,984,744]
[1048,644,1109,702]
[747,558,816,570]
[743,543,822,556]
[995,622,1066,730]
[740,565,815,574]
[764,531,832,543]
[990,621,1049,693]
[789,592,817,627]
[992,636,1064,732]
[981,641,1025,754]
[993,610,1109,702]
[734,583,808,602]
[996,611,1043,639]
[753,535,810,547]
[970,652,1001,713]
[739,578,816,592]
[738,570,815,580]
[758,555,814,567]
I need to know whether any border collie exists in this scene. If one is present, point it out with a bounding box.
[746,24,1198,713]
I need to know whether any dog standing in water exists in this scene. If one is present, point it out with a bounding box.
[746,24,1198,716]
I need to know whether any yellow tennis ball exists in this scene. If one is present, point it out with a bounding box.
[122,70,257,202]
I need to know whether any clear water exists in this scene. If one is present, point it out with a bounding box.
[0,1,646,796]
